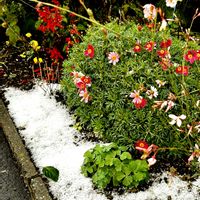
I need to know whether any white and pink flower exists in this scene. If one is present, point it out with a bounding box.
[146,86,158,99]
[148,156,157,166]
[156,80,166,87]
[143,4,157,21]
[79,89,90,103]
[108,52,120,65]
[130,90,142,104]
[166,0,178,8]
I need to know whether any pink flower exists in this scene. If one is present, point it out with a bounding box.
[188,144,200,164]
[79,89,90,103]
[76,80,86,90]
[130,90,142,104]
[108,52,120,65]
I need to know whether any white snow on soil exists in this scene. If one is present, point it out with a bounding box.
[4,84,200,200]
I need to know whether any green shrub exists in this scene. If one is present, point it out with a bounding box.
[81,143,149,189]
[61,20,199,159]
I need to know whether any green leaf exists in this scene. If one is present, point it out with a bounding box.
[113,158,122,171]
[120,152,132,160]
[123,164,132,176]
[122,176,133,187]
[42,166,59,182]
[116,171,125,181]
[5,25,20,45]
[87,166,93,174]
[133,172,146,182]
[105,154,114,166]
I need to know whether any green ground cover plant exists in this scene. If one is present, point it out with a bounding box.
[81,143,149,189]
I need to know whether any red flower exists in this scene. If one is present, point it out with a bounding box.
[48,48,63,61]
[135,140,149,151]
[157,49,168,58]
[133,44,142,53]
[144,41,155,52]
[184,50,197,64]
[36,1,63,33]
[84,44,95,59]
[160,39,172,48]
[81,76,91,86]
[175,66,189,76]
[134,98,147,109]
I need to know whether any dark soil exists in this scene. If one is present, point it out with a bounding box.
[0,43,35,98]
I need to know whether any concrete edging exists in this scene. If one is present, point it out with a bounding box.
[0,99,53,200]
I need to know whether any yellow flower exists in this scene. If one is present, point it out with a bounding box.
[30,40,40,51]
[33,57,38,64]
[25,33,32,38]
[38,58,43,63]
[36,46,41,51]
[33,57,43,64]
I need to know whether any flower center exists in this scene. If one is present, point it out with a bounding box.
[112,56,117,61]
[160,50,164,54]
[147,44,151,48]
[140,143,144,147]
[188,54,193,59]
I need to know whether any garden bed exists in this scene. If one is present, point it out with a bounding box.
[3,83,200,200]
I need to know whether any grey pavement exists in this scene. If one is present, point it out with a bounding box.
[0,128,31,200]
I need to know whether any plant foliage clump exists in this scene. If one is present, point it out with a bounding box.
[81,143,149,189]
[62,20,199,160]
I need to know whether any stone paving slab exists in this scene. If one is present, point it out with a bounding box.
[0,99,52,200]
